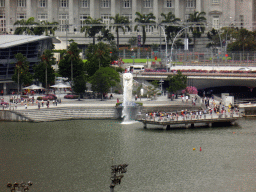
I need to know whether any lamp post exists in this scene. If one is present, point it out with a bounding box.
[7,181,32,192]
[110,164,128,192]
[159,25,168,72]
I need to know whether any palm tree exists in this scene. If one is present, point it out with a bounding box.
[188,11,206,46]
[110,14,130,49]
[40,21,59,36]
[14,17,40,35]
[160,12,181,44]
[80,17,104,45]
[134,12,156,48]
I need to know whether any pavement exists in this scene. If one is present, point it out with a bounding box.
[1,94,186,111]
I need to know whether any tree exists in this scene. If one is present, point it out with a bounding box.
[85,42,114,77]
[40,21,59,36]
[206,28,221,48]
[97,28,115,42]
[110,14,131,49]
[80,17,104,45]
[58,41,85,85]
[12,53,33,92]
[73,74,87,100]
[134,12,156,47]
[167,70,187,94]
[14,17,43,35]
[160,12,181,44]
[228,28,255,53]
[188,11,206,46]
[90,67,120,100]
[34,49,56,88]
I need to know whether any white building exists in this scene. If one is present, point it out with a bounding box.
[1,0,255,47]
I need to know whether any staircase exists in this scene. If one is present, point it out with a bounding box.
[14,107,117,122]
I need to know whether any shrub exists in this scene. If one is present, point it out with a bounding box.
[64,94,79,99]
[37,97,43,101]
[182,86,198,94]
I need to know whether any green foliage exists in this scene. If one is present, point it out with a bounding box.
[34,49,56,88]
[134,12,156,47]
[128,37,137,46]
[97,28,114,42]
[14,17,41,35]
[73,74,87,97]
[227,28,256,52]
[167,70,187,93]
[110,14,131,49]
[206,28,221,48]
[39,20,59,36]
[12,53,33,88]
[58,41,85,80]
[160,12,181,44]
[146,86,158,99]
[90,67,120,99]
[37,97,43,101]
[85,42,112,77]
[151,80,159,88]
[188,11,206,46]
[80,17,104,45]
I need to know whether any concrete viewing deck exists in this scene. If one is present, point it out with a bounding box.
[137,112,241,129]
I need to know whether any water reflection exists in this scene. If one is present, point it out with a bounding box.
[0,119,255,191]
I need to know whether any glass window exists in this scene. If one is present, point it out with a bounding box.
[186,0,195,8]
[17,0,26,7]
[212,0,219,4]
[39,0,47,7]
[17,13,26,20]
[123,0,130,8]
[81,0,89,8]
[0,13,6,32]
[60,0,68,8]
[80,14,89,27]
[166,0,172,7]
[185,14,190,22]
[213,16,219,29]
[38,13,48,21]
[144,0,151,8]
[145,25,153,33]
[0,0,5,7]
[59,14,69,31]
[240,15,244,28]
[101,14,110,25]
[101,0,109,8]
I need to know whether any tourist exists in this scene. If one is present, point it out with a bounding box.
[38,102,40,110]
[25,104,27,109]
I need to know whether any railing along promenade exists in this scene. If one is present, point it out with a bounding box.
[136,111,241,129]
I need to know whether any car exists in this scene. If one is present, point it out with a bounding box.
[111,60,124,65]
[238,67,252,71]
[42,94,57,101]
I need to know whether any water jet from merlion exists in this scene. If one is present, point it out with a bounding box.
[121,73,135,124]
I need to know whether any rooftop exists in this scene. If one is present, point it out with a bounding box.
[0,35,51,49]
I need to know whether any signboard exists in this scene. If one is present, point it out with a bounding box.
[137,35,141,47]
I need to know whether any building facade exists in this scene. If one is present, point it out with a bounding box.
[0,0,255,46]
[0,35,52,94]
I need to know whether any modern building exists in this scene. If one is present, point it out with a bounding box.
[0,35,52,94]
[0,0,255,47]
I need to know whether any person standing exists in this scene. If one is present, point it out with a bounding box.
[38,102,40,110]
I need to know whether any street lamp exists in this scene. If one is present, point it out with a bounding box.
[110,164,128,192]
[159,25,168,72]
[7,181,32,192]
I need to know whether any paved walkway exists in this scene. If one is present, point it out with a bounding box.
[1,94,187,111]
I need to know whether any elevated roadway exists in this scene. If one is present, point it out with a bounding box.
[133,66,256,90]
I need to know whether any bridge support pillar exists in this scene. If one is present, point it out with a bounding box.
[166,125,170,130]
[143,123,147,129]
[185,124,189,129]
[191,123,194,128]
[208,122,212,127]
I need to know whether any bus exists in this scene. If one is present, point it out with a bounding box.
[126,65,145,73]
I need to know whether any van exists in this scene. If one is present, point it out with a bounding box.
[127,65,145,73]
